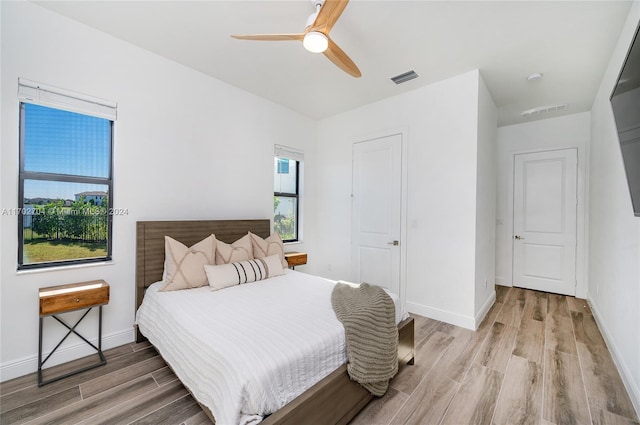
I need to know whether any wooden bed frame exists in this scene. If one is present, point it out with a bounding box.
[135,219,414,425]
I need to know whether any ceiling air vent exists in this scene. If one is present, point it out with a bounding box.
[521,104,568,117]
[391,70,419,85]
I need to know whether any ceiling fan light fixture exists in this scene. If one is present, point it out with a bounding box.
[303,31,328,53]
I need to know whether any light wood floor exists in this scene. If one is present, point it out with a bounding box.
[1,286,638,425]
[351,286,639,425]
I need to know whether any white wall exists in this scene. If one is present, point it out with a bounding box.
[589,1,640,414]
[495,112,591,298]
[313,70,496,329]
[0,1,316,381]
[474,75,497,320]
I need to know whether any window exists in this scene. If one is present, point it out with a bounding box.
[274,146,303,242]
[17,80,116,269]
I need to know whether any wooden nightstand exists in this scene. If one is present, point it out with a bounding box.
[284,252,307,269]
[38,280,109,386]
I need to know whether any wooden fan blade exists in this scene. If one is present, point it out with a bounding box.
[231,33,304,41]
[309,0,349,34]
[323,37,361,78]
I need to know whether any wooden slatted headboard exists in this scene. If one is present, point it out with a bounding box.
[135,219,270,340]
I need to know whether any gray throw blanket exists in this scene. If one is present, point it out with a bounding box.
[331,281,398,396]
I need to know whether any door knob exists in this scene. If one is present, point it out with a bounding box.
[387,240,399,246]
[514,235,525,240]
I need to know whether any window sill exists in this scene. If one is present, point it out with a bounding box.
[16,260,115,276]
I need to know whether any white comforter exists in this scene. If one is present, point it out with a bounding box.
[135,270,407,425]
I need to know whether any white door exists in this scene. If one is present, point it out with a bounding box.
[351,134,402,295]
[513,148,578,295]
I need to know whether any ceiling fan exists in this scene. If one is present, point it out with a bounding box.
[231,0,361,78]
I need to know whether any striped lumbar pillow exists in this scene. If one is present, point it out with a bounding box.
[204,253,284,291]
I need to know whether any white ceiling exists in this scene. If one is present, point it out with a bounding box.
[34,0,633,126]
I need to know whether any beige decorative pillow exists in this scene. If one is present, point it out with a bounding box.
[249,232,288,268]
[160,235,216,291]
[205,254,284,291]
[215,234,254,264]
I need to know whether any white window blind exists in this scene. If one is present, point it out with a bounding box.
[18,78,117,121]
[275,145,304,162]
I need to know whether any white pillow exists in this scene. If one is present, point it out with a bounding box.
[205,254,284,291]
[161,235,216,291]
[248,231,288,268]
[215,234,254,264]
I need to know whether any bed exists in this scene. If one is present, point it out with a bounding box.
[134,219,415,425]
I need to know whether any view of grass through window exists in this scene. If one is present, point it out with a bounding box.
[273,195,296,240]
[22,191,109,264]
[274,157,299,241]
[19,103,113,267]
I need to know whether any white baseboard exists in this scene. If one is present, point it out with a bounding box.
[495,276,508,286]
[0,328,135,382]
[407,302,476,330]
[474,291,497,329]
[587,296,640,419]
[574,285,588,299]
